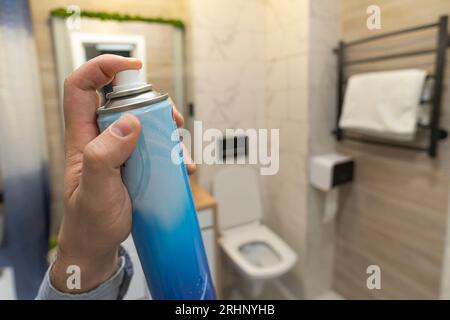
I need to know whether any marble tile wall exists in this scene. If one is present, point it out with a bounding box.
[186,0,268,188]
[304,0,340,298]
[263,0,310,297]
[187,0,311,296]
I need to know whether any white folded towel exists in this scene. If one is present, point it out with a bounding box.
[339,69,427,141]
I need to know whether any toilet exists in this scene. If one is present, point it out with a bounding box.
[213,167,297,298]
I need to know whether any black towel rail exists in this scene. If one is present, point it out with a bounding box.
[333,15,450,158]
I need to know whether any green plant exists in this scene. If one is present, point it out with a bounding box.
[50,7,185,30]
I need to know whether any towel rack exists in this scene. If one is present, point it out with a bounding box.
[333,15,450,158]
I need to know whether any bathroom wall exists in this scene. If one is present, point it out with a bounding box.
[334,0,450,299]
[304,0,340,297]
[184,0,274,296]
[264,0,340,299]
[186,0,311,296]
[185,0,267,188]
[263,0,310,297]
[29,0,186,232]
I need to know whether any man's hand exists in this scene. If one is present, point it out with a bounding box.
[51,54,194,293]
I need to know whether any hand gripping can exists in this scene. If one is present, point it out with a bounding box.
[97,70,216,300]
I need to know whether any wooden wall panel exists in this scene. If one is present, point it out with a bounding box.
[335,0,450,299]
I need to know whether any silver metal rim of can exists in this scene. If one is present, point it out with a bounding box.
[97,93,169,114]
[106,84,153,99]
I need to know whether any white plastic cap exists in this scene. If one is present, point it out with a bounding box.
[113,70,145,93]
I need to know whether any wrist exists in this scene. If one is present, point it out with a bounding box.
[50,245,119,294]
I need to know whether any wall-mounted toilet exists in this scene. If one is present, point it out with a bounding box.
[213,167,297,298]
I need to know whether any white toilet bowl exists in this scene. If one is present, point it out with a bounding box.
[213,167,297,298]
[220,223,297,280]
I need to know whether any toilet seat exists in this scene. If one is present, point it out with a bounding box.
[219,223,297,280]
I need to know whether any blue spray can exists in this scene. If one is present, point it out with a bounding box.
[97,70,216,300]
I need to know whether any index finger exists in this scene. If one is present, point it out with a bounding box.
[64,54,142,155]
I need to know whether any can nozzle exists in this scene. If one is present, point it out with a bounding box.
[113,70,145,93]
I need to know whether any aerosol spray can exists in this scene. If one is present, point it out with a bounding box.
[97,70,216,300]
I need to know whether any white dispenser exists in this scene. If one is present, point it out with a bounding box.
[310,153,354,222]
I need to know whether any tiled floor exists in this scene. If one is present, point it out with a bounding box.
[230,278,345,300]
[315,291,345,300]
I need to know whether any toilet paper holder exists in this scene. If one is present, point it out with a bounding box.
[310,153,354,223]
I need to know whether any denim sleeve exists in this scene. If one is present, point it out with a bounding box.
[35,246,133,300]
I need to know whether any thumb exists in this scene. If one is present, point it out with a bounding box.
[80,114,141,193]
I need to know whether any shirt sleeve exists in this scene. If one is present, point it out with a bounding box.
[35,246,133,300]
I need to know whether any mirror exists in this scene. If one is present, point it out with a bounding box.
[51,16,185,127]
